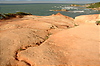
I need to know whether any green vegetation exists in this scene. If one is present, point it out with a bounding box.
[48,33,52,36]
[45,33,53,40]
[16,12,32,15]
[74,24,79,26]
[96,21,100,25]
[18,48,25,51]
[87,2,100,8]
[45,36,49,40]
[0,12,32,20]
[0,14,5,19]
[3,13,16,19]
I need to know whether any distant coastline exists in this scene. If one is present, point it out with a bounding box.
[70,2,100,10]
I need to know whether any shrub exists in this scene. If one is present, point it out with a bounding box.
[45,36,49,40]
[0,12,32,20]
[4,13,16,19]
[0,13,7,19]
[16,12,32,15]
[96,21,100,25]
[0,14,2,19]
[74,24,78,26]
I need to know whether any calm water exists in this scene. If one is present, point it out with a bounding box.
[0,3,100,18]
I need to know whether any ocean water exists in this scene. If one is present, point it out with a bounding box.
[0,3,100,18]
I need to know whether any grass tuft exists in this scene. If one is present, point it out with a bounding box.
[96,21,100,25]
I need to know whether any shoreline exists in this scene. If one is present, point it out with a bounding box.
[70,2,100,11]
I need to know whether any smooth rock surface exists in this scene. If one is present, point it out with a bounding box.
[0,13,100,66]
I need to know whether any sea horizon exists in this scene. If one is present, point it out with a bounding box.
[0,1,100,4]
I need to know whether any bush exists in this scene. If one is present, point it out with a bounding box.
[4,13,16,19]
[0,14,2,19]
[0,12,32,20]
[96,21,100,25]
[0,13,7,19]
[16,12,32,15]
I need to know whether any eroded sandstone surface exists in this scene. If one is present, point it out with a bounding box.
[0,13,100,66]
[74,14,100,24]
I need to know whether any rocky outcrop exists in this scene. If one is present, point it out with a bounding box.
[74,14,100,24]
[0,28,48,65]
[0,13,99,66]
[17,23,100,65]
[70,4,81,7]
[0,13,76,66]
[52,13,74,20]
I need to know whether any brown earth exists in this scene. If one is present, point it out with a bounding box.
[0,13,100,66]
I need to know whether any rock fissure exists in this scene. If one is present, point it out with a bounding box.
[20,60,31,66]
[14,34,50,66]
[0,13,100,66]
